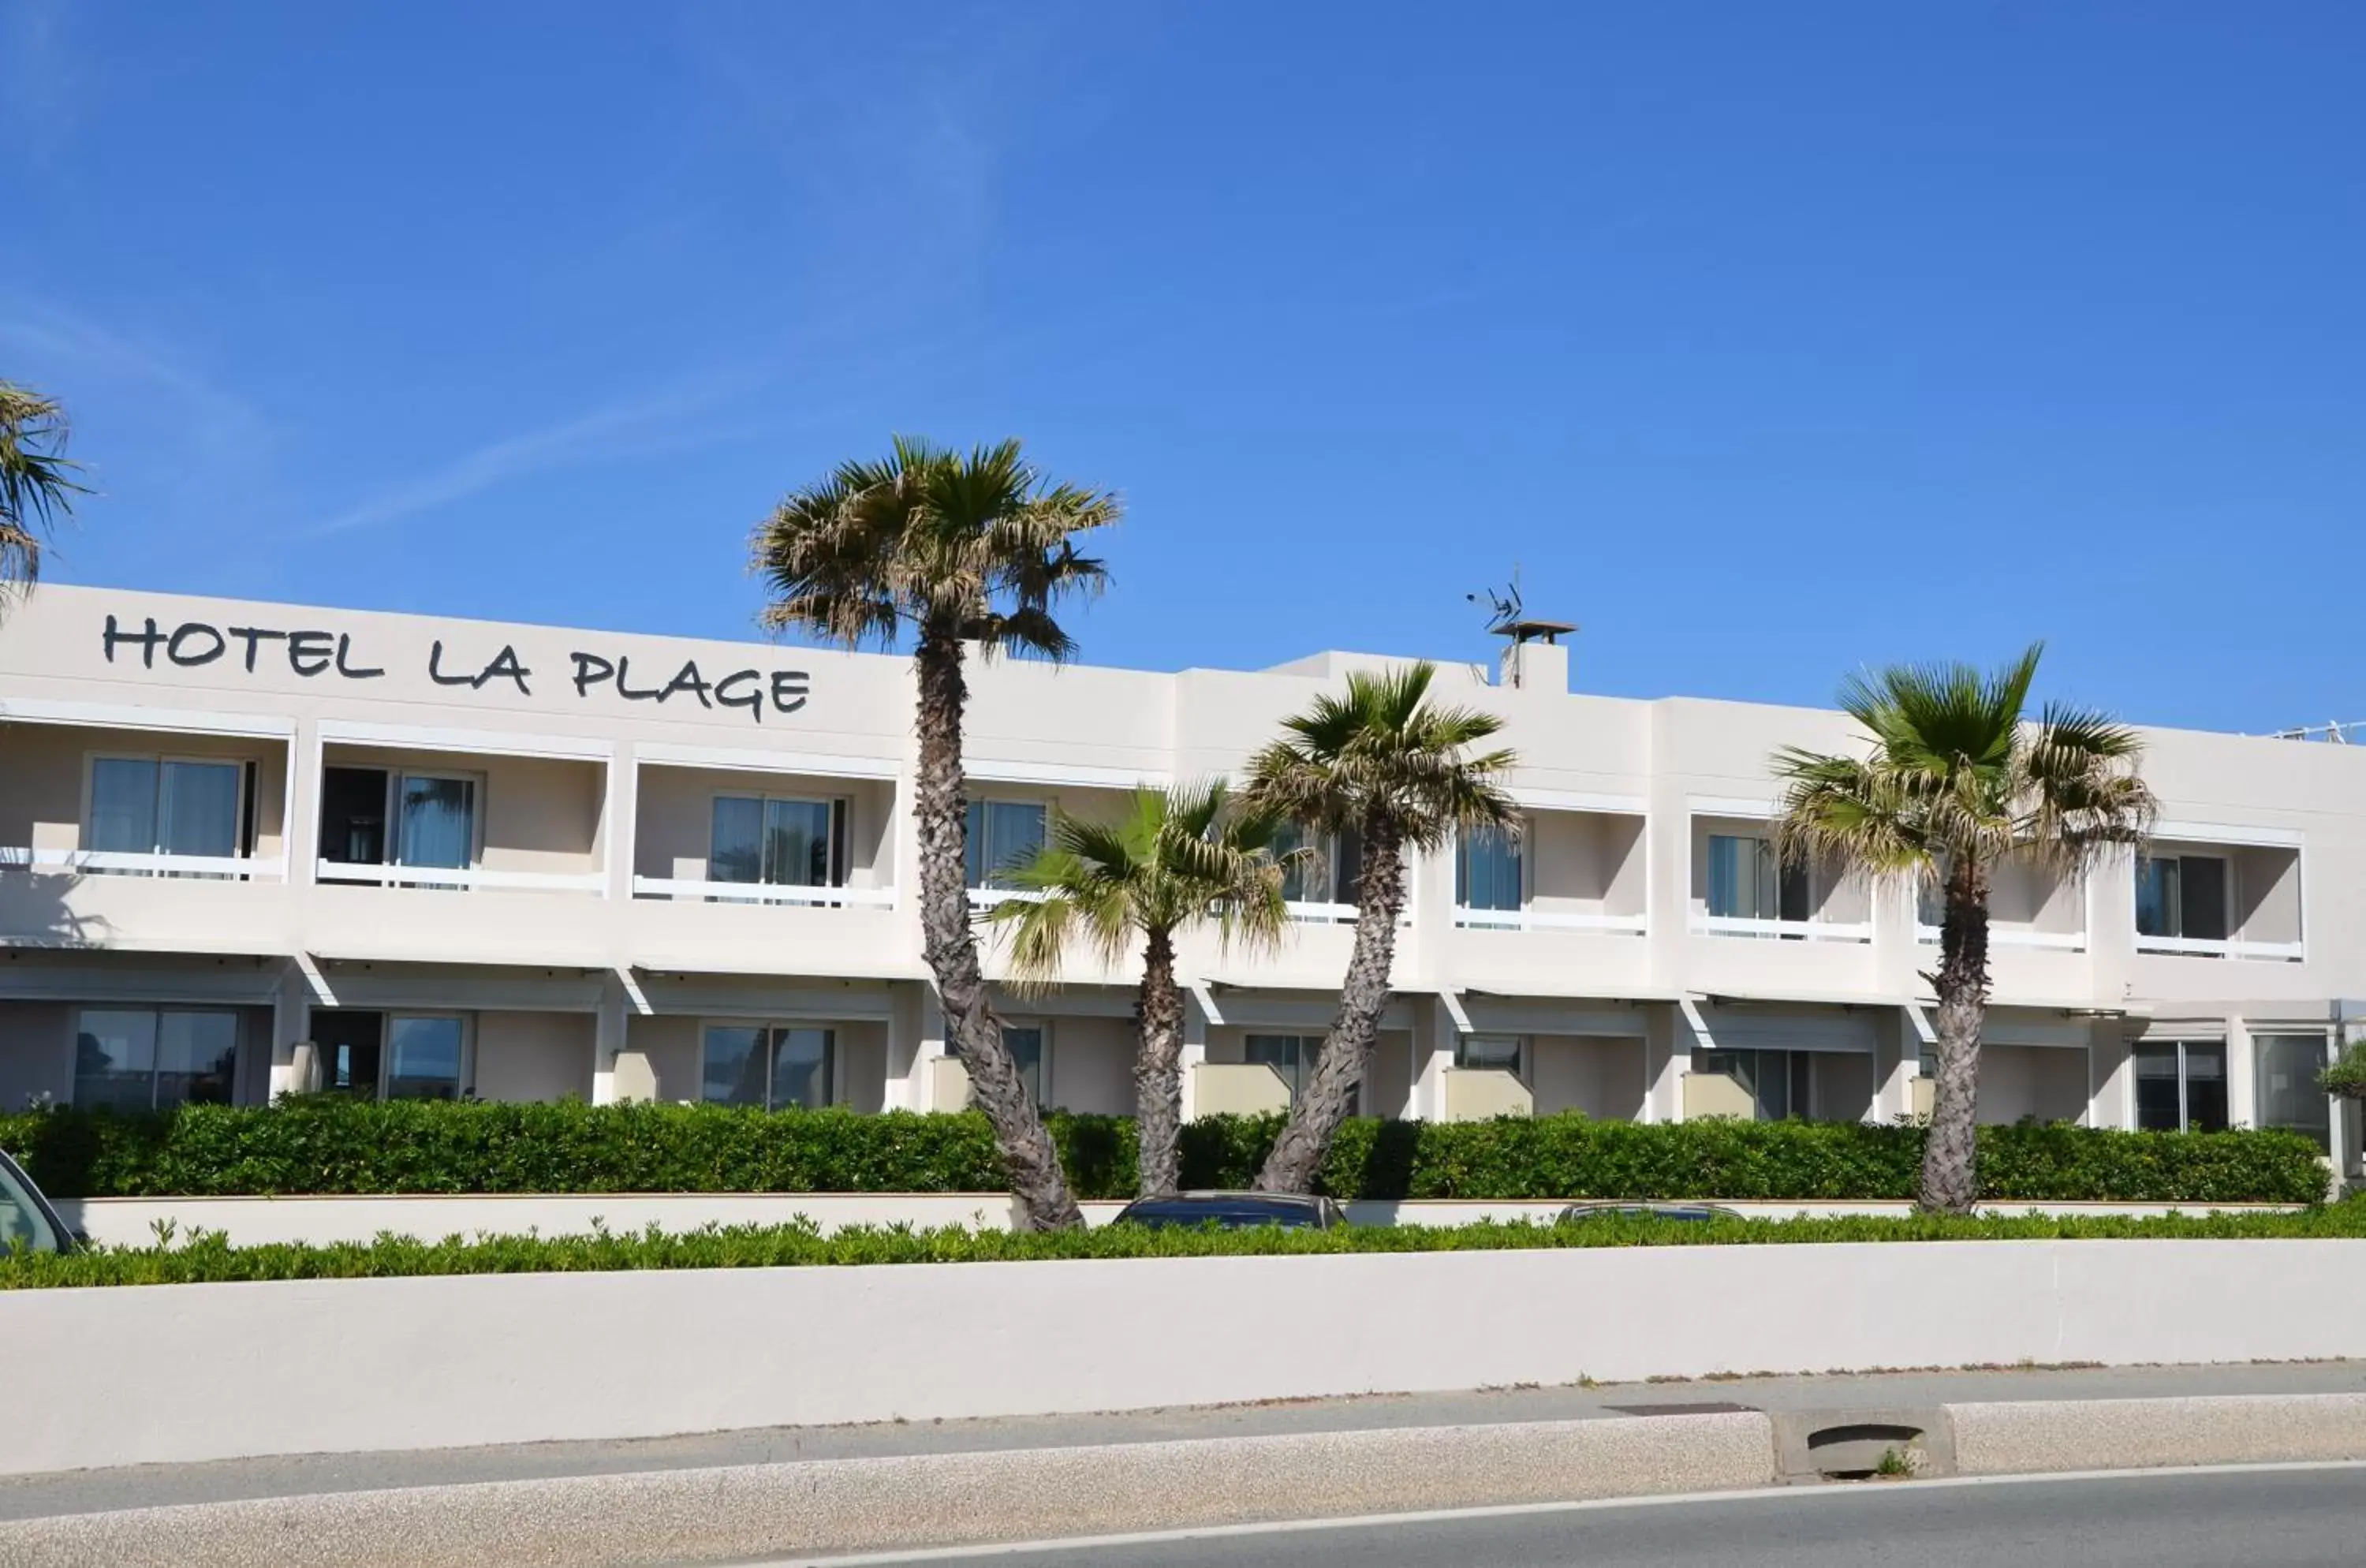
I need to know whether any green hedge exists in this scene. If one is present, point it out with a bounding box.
[0,1099,2329,1204]
[11,1201,2366,1290]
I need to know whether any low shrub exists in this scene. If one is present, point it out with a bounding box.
[10,1200,2366,1290]
[0,1099,2329,1205]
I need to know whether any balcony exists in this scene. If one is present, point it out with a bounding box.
[627,760,907,979]
[0,716,295,954]
[2133,831,2304,965]
[1685,816,1879,995]
[307,737,609,963]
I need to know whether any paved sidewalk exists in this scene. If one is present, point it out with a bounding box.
[6,1359,2363,1523]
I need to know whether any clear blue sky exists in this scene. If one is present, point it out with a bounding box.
[3,3,2360,733]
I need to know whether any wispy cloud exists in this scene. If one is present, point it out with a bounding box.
[0,296,277,480]
[0,0,82,165]
[300,366,770,539]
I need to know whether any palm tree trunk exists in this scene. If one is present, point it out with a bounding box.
[1134,925,1186,1200]
[1922,859,1992,1215]
[1255,819,1404,1194]
[911,625,1084,1231]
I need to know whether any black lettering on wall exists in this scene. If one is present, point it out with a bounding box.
[166,622,227,667]
[658,660,714,708]
[427,641,479,687]
[771,670,811,714]
[103,615,166,668]
[333,634,385,679]
[570,652,615,696]
[226,627,287,672]
[287,631,336,677]
[480,645,532,696]
[714,670,763,721]
[614,655,664,701]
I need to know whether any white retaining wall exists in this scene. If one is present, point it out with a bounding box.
[8,1238,2366,1475]
[52,1193,2299,1248]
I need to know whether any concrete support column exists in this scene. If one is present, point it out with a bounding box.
[2088,1024,2133,1131]
[599,743,638,903]
[283,716,321,891]
[590,971,631,1105]
[1178,995,1210,1123]
[266,959,314,1102]
[1410,996,1451,1120]
[2226,1018,2258,1130]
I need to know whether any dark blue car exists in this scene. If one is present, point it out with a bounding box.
[1110,1191,1348,1230]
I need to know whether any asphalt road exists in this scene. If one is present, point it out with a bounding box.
[803,1465,2366,1568]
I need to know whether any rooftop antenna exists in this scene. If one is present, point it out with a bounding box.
[1468,567,1575,687]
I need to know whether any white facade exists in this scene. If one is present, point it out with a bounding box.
[0,585,2358,1167]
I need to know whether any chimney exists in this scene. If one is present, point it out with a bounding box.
[1499,639,1569,693]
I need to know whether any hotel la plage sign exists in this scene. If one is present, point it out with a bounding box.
[99,610,812,725]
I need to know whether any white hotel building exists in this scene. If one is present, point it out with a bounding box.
[0,585,2359,1174]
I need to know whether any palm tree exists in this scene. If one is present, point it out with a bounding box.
[987,782,1295,1198]
[1245,662,1518,1194]
[1771,644,2155,1214]
[752,436,1119,1230]
[0,381,84,610]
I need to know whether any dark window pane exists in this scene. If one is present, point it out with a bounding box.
[768,1028,833,1110]
[763,800,833,887]
[702,1025,766,1107]
[386,1017,463,1100]
[75,1010,159,1111]
[1458,828,1521,912]
[158,762,240,861]
[1003,1025,1045,1106]
[156,1012,237,1108]
[711,797,763,884]
[2181,857,2229,943]
[2135,857,2179,938]
[2183,1041,2228,1132]
[2133,1042,2182,1130]
[88,760,159,856]
[319,767,389,866]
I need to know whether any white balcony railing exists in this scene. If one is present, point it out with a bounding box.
[1914,924,2088,952]
[1690,913,1873,943]
[316,860,606,894]
[635,877,897,909]
[966,887,1043,911]
[2135,933,2306,963]
[1454,905,1647,935]
[1,847,288,880]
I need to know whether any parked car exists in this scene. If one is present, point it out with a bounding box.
[1110,1191,1349,1230]
[0,1148,74,1253]
[1556,1201,1745,1224]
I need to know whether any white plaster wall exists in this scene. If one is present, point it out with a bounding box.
[1045,1015,1132,1114]
[7,1238,2361,1473]
[625,1014,700,1101]
[472,1011,594,1103]
[0,1000,72,1107]
[1530,1035,1648,1119]
[1980,1045,2090,1126]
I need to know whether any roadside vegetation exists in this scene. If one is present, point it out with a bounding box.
[13,1199,2366,1290]
[1,1101,2326,1204]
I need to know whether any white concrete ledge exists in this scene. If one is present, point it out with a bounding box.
[1951,1393,2366,1475]
[53,1193,2305,1249]
[8,1241,2366,1475]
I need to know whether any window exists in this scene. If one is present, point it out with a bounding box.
[1457,826,1523,913]
[1695,1048,1814,1121]
[1274,823,1362,906]
[2254,1034,2333,1152]
[385,1016,466,1100]
[1705,834,1811,924]
[2133,1040,2227,1132]
[2136,854,2228,943]
[74,1008,237,1111]
[1003,1025,1047,1107]
[319,767,478,882]
[1455,1033,1524,1076]
[88,756,249,872]
[966,801,1047,890]
[711,797,842,888]
[701,1025,836,1111]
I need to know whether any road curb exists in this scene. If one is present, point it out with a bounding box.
[1948,1393,2366,1476]
[0,1414,1775,1568]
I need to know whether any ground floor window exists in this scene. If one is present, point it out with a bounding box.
[1002,1025,1047,1107]
[2133,1039,2228,1132]
[1242,1032,1356,1113]
[309,1010,468,1099]
[2252,1033,2331,1150]
[74,1008,238,1111]
[1696,1047,1816,1121]
[702,1024,836,1111]
[1454,1033,1524,1077]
